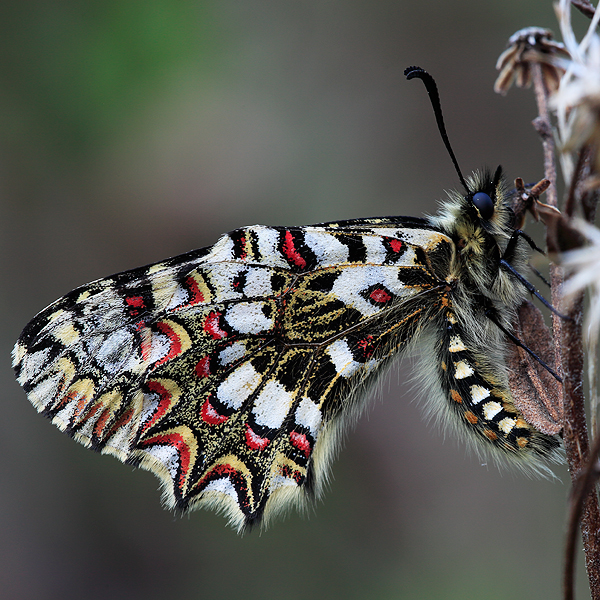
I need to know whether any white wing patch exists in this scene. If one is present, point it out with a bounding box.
[216,362,262,409]
[252,381,294,429]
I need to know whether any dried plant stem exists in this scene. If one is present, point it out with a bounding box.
[561,149,600,600]
[530,61,600,600]
[531,64,559,209]
[566,428,600,600]
[562,293,600,600]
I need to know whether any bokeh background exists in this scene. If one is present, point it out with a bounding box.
[0,1,590,599]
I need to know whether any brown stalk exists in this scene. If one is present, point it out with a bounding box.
[562,292,600,600]
[565,419,600,600]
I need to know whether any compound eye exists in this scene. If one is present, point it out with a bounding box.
[472,192,494,220]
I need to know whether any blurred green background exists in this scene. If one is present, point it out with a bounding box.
[0,1,588,599]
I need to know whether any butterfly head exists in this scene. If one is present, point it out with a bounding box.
[467,164,505,221]
[434,165,512,251]
[428,164,528,305]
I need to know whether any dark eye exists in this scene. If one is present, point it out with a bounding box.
[472,192,494,220]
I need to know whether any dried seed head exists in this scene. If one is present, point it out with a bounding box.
[551,35,600,166]
[553,47,600,170]
[562,219,600,348]
[553,0,600,180]
[495,27,569,95]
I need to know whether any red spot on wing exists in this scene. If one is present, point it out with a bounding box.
[106,407,135,439]
[54,388,91,421]
[389,238,403,253]
[140,339,152,362]
[154,321,183,367]
[279,464,303,484]
[201,396,228,425]
[357,335,376,359]
[282,231,307,270]
[54,389,81,413]
[245,424,270,450]
[290,431,311,458]
[237,234,248,260]
[136,322,153,362]
[195,464,252,512]
[125,296,145,317]
[73,395,89,420]
[195,356,211,378]
[141,432,192,491]
[369,288,392,303]
[204,311,227,340]
[77,402,102,428]
[140,380,176,434]
[94,408,113,438]
[126,296,145,307]
[205,464,238,479]
[186,276,205,305]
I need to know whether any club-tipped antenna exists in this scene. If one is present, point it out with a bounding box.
[404,66,469,194]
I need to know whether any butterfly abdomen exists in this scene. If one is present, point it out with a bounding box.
[424,305,562,472]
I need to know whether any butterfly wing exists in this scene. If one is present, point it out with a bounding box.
[13,220,453,529]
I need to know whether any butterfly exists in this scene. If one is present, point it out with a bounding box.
[12,67,563,531]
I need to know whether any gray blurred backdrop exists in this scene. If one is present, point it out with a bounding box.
[0,2,587,599]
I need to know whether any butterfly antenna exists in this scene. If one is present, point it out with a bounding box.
[404,66,469,194]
